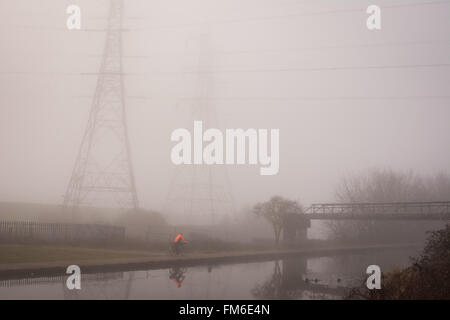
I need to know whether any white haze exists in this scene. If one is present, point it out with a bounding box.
[0,0,449,217]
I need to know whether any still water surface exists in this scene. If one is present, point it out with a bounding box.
[0,247,419,300]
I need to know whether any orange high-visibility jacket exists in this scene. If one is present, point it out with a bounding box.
[173,278,182,287]
[174,233,186,243]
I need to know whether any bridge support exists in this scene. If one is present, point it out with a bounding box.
[282,213,310,247]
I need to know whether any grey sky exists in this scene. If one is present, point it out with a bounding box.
[0,0,449,213]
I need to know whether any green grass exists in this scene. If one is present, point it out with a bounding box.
[0,245,154,264]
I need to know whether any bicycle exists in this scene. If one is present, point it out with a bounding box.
[169,241,186,256]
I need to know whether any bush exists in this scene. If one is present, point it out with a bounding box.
[348,224,450,300]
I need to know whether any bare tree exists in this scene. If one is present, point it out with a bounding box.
[327,169,450,243]
[253,196,303,246]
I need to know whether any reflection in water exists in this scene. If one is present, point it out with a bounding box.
[252,260,284,299]
[252,258,350,300]
[169,267,187,288]
[63,272,134,300]
[0,248,419,300]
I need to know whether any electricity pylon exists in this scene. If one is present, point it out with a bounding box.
[165,34,235,226]
[63,0,139,215]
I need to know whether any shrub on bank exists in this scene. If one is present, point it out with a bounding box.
[348,224,450,300]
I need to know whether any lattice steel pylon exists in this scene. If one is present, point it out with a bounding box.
[63,0,139,216]
[164,34,235,226]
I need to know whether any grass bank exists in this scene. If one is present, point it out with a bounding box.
[0,244,156,264]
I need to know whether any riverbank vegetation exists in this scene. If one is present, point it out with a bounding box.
[348,224,450,299]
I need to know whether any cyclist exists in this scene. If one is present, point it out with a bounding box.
[173,232,186,255]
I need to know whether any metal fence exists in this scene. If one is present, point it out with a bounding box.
[0,221,125,245]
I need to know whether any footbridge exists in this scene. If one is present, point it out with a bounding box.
[283,201,450,246]
[305,201,450,220]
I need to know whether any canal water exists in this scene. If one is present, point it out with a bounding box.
[0,247,419,300]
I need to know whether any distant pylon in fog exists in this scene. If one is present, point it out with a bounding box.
[165,34,235,226]
[63,0,139,214]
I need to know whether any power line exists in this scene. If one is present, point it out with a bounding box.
[129,62,450,75]
[1,25,129,32]
[0,71,80,76]
[122,39,450,59]
[177,96,450,101]
[1,93,448,102]
[3,0,449,32]
[1,39,449,61]
[1,62,449,76]
[130,0,450,30]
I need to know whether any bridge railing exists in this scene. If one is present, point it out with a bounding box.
[304,201,450,220]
